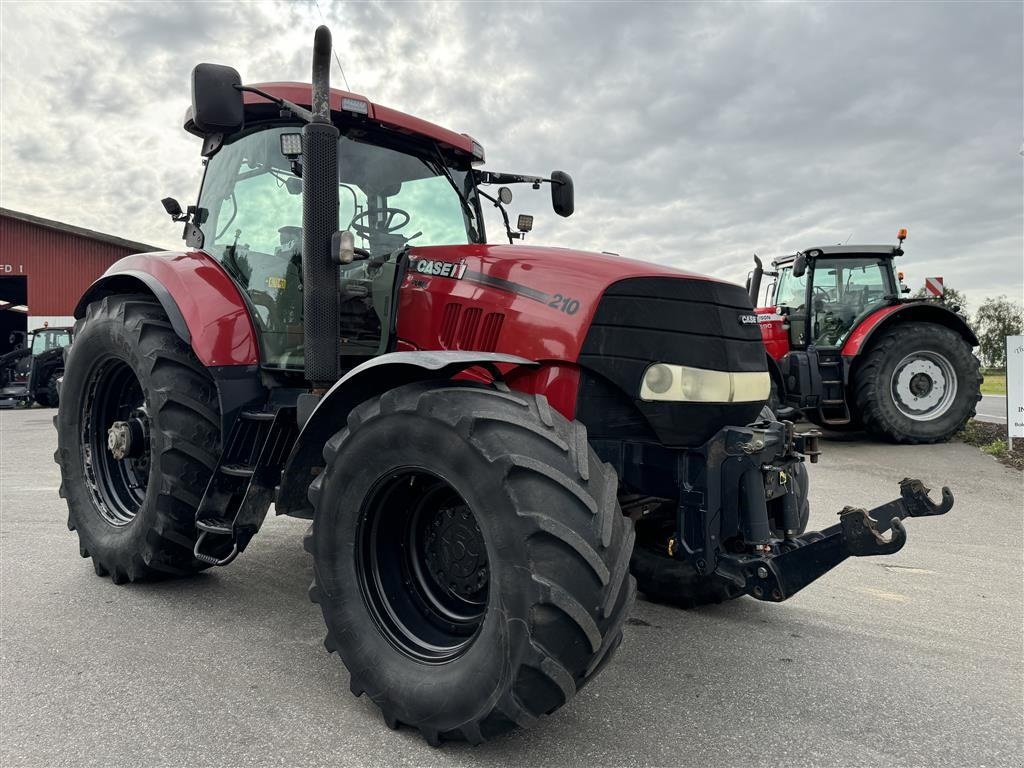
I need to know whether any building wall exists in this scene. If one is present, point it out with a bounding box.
[0,212,155,330]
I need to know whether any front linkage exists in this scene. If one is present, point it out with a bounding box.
[676,419,953,601]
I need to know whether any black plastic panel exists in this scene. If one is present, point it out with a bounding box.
[576,277,766,447]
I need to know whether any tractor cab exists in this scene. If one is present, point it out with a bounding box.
[769,245,900,351]
[188,119,483,369]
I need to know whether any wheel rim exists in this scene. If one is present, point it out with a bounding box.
[356,469,489,664]
[889,351,958,421]
[81,358,150,526]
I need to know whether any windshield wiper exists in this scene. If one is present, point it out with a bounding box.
[422,150,479,238]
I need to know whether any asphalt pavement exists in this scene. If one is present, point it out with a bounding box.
[976,394,1008,424]
[1,407,1022,767]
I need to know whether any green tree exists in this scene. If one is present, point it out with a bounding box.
[913,284,967,310]
[973,296,1024,369]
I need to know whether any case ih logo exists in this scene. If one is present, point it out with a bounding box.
[414,258,467,280]
[738,313,758,325]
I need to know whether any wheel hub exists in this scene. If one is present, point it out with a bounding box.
[356,469,489,664]
[107,417,147,460]
[423,506,488,599]
[890,352,958,421]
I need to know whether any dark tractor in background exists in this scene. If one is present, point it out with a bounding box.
[0,326,72,408]
[55,27,954,745]
[748,232,981,443]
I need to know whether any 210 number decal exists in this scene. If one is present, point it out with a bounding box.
[548,293,580,315]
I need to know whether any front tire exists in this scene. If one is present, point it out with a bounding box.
[54,294,222,583]
[306,382,636,745]
[853,321,981,444]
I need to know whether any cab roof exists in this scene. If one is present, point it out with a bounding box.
[772,244,902,267]
[184,81,483,162]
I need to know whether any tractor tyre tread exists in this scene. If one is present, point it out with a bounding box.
[853,321,981,444]
[54,294,221,582]
[306,381,636,745]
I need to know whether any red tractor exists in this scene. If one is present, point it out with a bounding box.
[747,233,982,443]
[56,28,954,745]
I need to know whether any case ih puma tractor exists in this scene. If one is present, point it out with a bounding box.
[747,234,981,443]
[56,27,954,745]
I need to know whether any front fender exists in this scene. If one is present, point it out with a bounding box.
[74,251,259,367]
[275,351,537,517]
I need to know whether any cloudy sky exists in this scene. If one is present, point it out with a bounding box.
[1,1,1021,309]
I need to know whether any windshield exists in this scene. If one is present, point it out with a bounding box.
[31,330,70,355]
[197,125,480,368]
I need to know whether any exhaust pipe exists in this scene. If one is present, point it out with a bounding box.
[746,255,764,307]
[302,25,340,388]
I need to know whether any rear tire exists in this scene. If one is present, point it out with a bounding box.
[306,381,636,745]
[853,322,981,444]
[54,294,222,583]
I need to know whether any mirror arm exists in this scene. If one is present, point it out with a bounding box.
[477,187,518,245]
[234,85,317,124]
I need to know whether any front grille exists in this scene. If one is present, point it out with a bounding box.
[576,277,766,447]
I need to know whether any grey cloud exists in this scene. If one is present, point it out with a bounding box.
[1,0,1020,307]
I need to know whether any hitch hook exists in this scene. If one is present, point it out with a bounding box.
[898,477,954,517]
[841,510,907,556]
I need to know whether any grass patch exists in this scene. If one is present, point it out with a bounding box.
[980,372,1006,395]
[957,420,1022,470]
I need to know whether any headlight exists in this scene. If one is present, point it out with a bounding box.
[640,363,770,403]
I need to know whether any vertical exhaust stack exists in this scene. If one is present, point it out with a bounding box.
[302,25,341,388]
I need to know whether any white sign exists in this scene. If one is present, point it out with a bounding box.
[1008,335,1024,439]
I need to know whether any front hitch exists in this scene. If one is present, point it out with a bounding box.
[730,478,953,602]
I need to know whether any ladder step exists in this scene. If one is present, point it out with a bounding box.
[221,464,255,478]
[196,518,232,536]
[240,410,276,422]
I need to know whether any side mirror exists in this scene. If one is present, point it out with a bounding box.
[190,63,244,135]
[550,170,574,217]
[792,252,807,278]
[161,197,183,218]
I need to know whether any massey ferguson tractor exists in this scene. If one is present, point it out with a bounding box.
[747,234,981,443]
[55,27,954,745]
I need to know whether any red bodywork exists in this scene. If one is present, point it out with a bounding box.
[91,251,259,367]
[236,83,480,160]
[754,306,789,361]
[93,245,719,419]
[839,305,904,356]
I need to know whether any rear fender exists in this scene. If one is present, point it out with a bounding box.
[841,303,978,360]
[74,251,259,367]
[275,351,537,517]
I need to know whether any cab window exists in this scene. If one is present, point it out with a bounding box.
[810,258,890,346]
[197,126,480,370]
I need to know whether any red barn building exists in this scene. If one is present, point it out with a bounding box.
[0,208,156,353]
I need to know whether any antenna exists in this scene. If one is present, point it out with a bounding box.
[842,232,853,245]
[313,0,352,92]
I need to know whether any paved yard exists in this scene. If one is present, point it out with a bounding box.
[1,407,1021,767]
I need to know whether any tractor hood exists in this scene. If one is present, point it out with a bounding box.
[397,242,767,446]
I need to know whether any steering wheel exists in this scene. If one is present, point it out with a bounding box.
[348,208,411,240]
